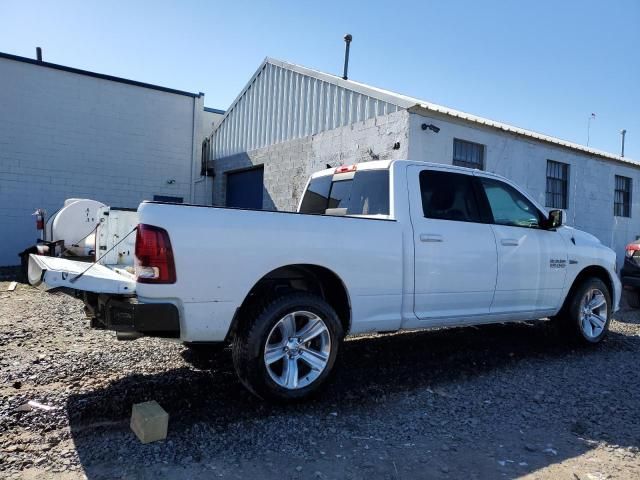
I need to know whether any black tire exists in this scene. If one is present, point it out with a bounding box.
[557,277,612,344]
[232,292,344,402]
[626,288,640,309]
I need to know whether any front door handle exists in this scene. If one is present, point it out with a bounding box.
[420,233,443,243]
[501,238,520,246]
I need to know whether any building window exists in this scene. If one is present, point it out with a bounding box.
[453,138,485,170]
[545,160,569,209]
[201,138,210,176]
[614,175,632,217]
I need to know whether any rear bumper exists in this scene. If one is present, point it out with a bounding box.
[87,294,180,339]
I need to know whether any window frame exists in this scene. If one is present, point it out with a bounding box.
[452,138,485,170]
[545,160,569,209]
[614,175,632,218]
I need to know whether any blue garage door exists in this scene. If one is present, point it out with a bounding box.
[226,166,264,209]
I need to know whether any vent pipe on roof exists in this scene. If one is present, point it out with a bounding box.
[621,129,627,157]
[342,34,352,80]
[36,47,42,62]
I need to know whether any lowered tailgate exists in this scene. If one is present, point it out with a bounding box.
[28,254,136,294]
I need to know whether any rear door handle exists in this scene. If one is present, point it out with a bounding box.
[501,238,520,246]
[420,234,443,243]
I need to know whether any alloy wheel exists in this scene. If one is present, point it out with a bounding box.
[263,311,331,390]
[579,288,608,339]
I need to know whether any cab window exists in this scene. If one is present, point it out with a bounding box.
[480,178,543,228]
[299,170,390,216]
[419,170,483,223]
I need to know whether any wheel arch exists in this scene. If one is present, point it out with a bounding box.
[563,264,614,311]
[226,264,351,341]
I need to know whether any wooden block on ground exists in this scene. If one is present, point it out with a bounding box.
[130,400,168,444]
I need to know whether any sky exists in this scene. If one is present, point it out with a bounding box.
[1,0,638,160]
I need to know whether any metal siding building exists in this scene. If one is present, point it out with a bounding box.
[208,57,639,265]
[212,59,400,160]
[212,57,633,167]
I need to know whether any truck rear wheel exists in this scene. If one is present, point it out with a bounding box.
[232,292,344,402]
[557,277,612,344]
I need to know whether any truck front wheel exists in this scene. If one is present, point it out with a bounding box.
[557,277,612,344]
[232,292,344,402]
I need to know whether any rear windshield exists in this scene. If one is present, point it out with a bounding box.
[299,169,390,216]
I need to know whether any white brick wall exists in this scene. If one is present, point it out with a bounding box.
[0,57,205,265]
[407,112,640,264]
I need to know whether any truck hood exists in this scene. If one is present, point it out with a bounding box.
[558,226,617,268]
[558,225,602,247]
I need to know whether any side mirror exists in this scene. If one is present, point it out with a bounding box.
[548,209,564,229]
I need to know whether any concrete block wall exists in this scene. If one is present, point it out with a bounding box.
[212,110,410,211]
[0,57,204,265]
[407,111,640,262]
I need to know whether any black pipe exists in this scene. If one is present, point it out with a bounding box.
[36,47,42,62]
[342,34,352,80]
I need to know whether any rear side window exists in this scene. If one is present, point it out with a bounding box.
[419,170,482,222]
[299,170,390,216]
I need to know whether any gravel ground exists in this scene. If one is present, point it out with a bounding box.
[1,275,639,480]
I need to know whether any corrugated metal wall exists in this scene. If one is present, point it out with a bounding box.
[212,62,400,159]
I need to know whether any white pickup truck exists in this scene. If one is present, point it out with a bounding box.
[29,160,620,401]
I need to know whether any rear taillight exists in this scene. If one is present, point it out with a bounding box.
[625,243,640,258]
[135,224,176,284]
[335,164,357,174]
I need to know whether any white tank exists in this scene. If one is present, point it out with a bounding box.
[50,199,106,256]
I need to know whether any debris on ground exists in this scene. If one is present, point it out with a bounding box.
[15,400,59,412]
[130,400,169,444]
[0,276,639,479]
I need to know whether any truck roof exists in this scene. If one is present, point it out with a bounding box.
[310,159,495,179]
[307,160,526,203]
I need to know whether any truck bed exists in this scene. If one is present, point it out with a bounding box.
[136,201,408,338]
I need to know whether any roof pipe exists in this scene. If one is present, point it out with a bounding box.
[342,34,352,80]
[36,47,42,62]
[621,129,627,158]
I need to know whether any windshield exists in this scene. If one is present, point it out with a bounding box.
[299,169,390,216]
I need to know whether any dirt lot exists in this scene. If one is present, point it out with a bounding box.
[1,275,639,480]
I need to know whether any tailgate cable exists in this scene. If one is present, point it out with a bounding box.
[70,226,138,284]
[61,223,100,256]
